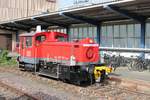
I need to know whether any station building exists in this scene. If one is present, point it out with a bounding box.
[0,0,150,58]
[0,0,57,51]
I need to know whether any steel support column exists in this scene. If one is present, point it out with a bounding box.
[140,22,146,57]
[97,24,101,45]
[16,31,19,42]
[66,26,71,41]
[141,22,146,49]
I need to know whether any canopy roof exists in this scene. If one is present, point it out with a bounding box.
[0,0,150,31]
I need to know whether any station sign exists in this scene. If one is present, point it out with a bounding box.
[73,0,89,4]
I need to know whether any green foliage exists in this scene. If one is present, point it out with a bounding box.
[0,50,17,66]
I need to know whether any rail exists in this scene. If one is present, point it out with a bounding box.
[0,81,37,100]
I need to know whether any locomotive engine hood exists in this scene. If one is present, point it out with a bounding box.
[70,38,100,65]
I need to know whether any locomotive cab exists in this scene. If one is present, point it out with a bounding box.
[34,31,68,42]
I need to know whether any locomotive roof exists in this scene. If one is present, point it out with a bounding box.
[19,31,68,37]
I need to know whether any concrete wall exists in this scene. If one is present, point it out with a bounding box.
[0,0,57,22]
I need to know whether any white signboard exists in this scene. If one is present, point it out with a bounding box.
[74,0,89,4]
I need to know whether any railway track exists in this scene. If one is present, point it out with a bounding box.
[0,81,37,100]
[0,80,61,100]
[0,67,150,100]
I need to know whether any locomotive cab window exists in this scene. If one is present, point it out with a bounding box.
[26,37,32,47]
[55,36,67,42]
[20,37,24,49]
[36,35,46,42]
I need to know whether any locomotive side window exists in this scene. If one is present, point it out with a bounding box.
[21,37,27,49]
[21,37,24,49]
[36,35,46,42]
[21,40,24,49]
[26,36,32,47]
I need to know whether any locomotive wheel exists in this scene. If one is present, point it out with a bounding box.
[62,79,68,83]
[76,81,81,85]
[100,70,106,83]
[18,62,26,71]
[88,65,95,85]
[89,73,95,85]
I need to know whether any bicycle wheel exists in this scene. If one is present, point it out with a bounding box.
[137,63,144,72]
[127,61,133,71]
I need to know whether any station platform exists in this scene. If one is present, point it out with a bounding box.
[110,67,150,82]
[109,67,150,94]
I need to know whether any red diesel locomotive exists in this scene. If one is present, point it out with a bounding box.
[17,31,111,84]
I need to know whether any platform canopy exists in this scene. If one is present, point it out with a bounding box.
[0,0,150,31]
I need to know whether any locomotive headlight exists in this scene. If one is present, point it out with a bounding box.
[89,39,93,43]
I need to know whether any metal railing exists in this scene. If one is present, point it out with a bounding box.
[99,47,150,53]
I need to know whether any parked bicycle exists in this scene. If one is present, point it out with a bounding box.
[104,54,129,71]
[127,56,150,72]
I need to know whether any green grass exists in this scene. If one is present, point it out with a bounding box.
[0,50,18,67]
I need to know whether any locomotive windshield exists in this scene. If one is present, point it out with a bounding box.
[36,35,46,42]
[55,36,67,42]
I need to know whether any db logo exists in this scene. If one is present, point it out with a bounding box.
[86,48,94,59]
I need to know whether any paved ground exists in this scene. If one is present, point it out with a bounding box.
[110,67,150,82]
